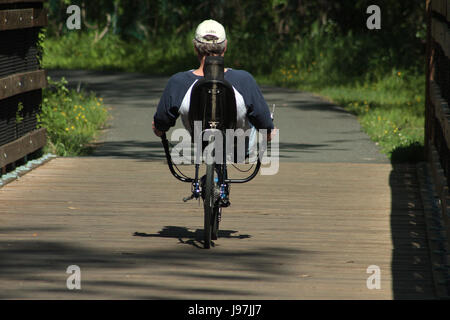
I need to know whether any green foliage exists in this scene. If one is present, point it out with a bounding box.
[42,31,197,74]
[44,0,426,69]
[16,102,24,124]
[37,77,108,156]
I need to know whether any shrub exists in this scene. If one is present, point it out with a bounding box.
[38,77,108,156]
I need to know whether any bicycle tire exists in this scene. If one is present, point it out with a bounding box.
[203,163,215,249]
[212,206,220,240]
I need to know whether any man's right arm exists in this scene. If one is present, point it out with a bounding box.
[229,70,274,131]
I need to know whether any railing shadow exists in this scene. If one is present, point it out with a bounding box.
[389,163,436,299]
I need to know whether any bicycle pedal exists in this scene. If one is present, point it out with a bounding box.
[219,199,230,207]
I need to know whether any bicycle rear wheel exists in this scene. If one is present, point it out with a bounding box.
[211,206,220,240]
[203,163,215,249]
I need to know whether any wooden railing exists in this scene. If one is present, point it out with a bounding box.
[425,0,450,250]
[0,0,47,174]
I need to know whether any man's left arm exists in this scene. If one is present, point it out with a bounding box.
[153,77,180,136]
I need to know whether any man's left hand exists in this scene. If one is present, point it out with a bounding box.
[268,127,277,142]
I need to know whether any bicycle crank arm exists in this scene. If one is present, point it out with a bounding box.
[183,194,195,202]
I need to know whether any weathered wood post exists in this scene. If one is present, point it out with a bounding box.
[0,0,48,173]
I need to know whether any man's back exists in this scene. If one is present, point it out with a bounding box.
[154,69,274,134]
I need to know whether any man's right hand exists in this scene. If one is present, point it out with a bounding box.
[152,121,164,137]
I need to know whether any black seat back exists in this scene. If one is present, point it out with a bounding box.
[188,56,237,134]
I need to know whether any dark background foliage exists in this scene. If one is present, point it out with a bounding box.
[46,0,426,77]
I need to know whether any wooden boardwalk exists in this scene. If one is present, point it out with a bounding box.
[0,157,436,299]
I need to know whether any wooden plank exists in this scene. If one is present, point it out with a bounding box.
[417,162,450,299]
[426,147,450,285]
[428,145,450,249]
[430,80,450,149]
[426,0,433,157]
[431,0,436,13]
[431,17,450,58]
[443,0,447,16]
[0,8,47,31]
[448,0,450,22]
[432,0,443,15]
[447,21,450,58]
[0,69,47,100]
[435,0,447,16]
[429,145,447,199]
[0,127,46,167]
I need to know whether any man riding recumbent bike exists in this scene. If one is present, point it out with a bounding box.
[153,20,275,249]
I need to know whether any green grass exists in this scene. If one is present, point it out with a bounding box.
[38,77,108,156]
[259,66,425,163]
[319,77,424,161]
[41,31,426,162]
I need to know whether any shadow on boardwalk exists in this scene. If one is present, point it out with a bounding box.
[91,140,350,161]
[134,226,251,249]
[390,164,436,299]
[0,227,304,299]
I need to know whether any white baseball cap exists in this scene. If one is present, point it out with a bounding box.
[194,19,226,44]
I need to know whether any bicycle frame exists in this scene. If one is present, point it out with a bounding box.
[161,132,262,201]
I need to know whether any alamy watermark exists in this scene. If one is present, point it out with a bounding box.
[366,265,381,289]
[366,5,381,30]
[169,121,279,175]
[66,265,81,290]
[66,5,81,30]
